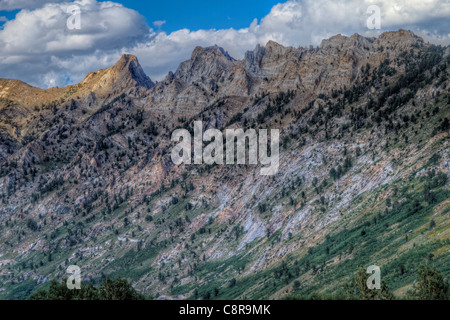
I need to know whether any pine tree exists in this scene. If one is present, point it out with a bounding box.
[408,266,449,300]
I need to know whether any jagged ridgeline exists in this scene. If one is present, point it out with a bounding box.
[0,30,449,300]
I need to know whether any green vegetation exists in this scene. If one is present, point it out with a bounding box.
[406,266,449,300]
[29,278,145,300]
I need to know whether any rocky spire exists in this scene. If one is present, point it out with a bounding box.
[173,45,236,84]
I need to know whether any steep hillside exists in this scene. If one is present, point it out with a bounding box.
[0,30,448,300]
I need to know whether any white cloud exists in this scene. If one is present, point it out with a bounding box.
[153,20,166,28]
[0,0,151,86]
[0,0,448,88]
[1,0,149,56]
[0,0,63,10]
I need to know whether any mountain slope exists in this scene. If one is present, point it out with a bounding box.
[0,30,448,300]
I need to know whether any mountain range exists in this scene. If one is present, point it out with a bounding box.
[0,29,449,300]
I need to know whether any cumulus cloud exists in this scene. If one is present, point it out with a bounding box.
[0,0,448,88]
[0,0,63,10]
[0,0,150,87]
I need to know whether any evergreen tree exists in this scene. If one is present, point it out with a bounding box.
[29,278,145,300]
[344,268,394,300]
[408,266,449,300]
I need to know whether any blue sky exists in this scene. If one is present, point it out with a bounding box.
[0,0,280,31]
[0,9,16,26]
[0,0,449,88]
[118,0,281,32]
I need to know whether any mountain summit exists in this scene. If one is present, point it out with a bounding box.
[81,54,154,95]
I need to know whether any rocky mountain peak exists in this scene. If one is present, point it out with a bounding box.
[265,40,285,50]
[173,45,236,84]
[244,44,266,73]
[320,33,365,49]
[113,54,154,88]
[191,45,235,61]
[81,54,154,95]
[319,29,424,53]
[376,29,424,50]
[378,29,419,42]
